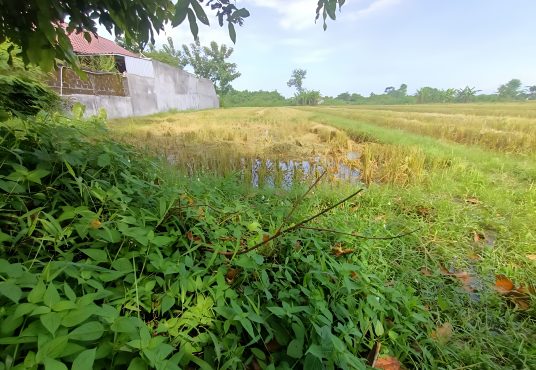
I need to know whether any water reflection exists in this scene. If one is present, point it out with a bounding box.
[166,152,361,188]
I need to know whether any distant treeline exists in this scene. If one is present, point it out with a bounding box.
[222,79,536,107]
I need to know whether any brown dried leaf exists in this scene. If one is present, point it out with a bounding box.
[226,268,240,284]
[262,234,270,243]
[374,355,401,370]
[186,231,201,242]
[505,290,531,311]
[473,231,484,243]
[439,265,476,292]
[465,197,480,204]
[331,244,354,257]
[494,274,514,294]
[526,254,536,261]
[431,322,453,344]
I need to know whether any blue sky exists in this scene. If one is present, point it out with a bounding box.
[101,0,536,97]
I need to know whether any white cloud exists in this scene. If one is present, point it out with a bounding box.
[348,0,402,20]
[292,48,333,64]
[243,0,320,30]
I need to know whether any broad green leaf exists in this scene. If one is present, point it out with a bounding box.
[161,295,175,314]
[62,307,95,327]
[228,22,236,44]
[63,283,76,301]
[287,338,303,359]
[303,353,324,370]
[127,357,148,370]
[68,321,104,341]
[190,0,209,25]
[44,358,68,370]
[40,312,62,336]
[0,259,24,277]
[374,320,384,336]
[187,9,199,40]
[37,335,69,362]
[81,248,109,263]
[172,0,190,27]
[52,300,78,311]
[250,348,266,361]
[0,281,22,303]
[28,280,46,303]
[44,283,61,307]
[72,348,96,370]
[97,153,111,167]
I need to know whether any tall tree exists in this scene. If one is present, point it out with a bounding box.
[287,69,307,94]
[455,86,480,103]
[180,40,241,95]
[0,1,344,71]
[144,37,188,69]
[498,79,523,100]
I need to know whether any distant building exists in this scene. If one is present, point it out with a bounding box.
[48,31,219,118]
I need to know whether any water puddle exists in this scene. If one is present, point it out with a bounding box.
[166,151,362,188]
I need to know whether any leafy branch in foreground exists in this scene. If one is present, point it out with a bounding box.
[1,0,345,72]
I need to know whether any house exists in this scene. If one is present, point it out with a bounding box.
[48,32,219,118]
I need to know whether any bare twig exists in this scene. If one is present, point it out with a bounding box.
[274,169,327,235]
[209,188,364,256]
[299,226,421,240]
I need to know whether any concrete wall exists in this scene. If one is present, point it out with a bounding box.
[65,60,219,119]
[68,94,133,118]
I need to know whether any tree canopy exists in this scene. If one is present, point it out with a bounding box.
[0,0,345,71]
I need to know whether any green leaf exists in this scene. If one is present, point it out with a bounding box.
[72,348,96,370]
[172,0,190,27]
[68,321,104,341]
[26,168,51,184]
[0,281,22,303]
[43,358,68,370]
[40,312,62,336]
[190,0,209,25]
[250,348,266,361]
[187,9,199,40]
[63,283,76,301]
[52,300,78,311]
[37,336,69,362]
[127,358,148,370]
[374,320,384,336]
[97,153,111,167]
[81,248,109,263]
[0,259,24,278]
[44,283,61,307]
[28,280,47,303]
[326,0,337,20]
[287,338,303,359]
[62,307,95,327]
[228,22,236,44]
[161,295,175,314]
[303,353,324,370]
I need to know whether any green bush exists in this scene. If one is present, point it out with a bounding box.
[0,113,437,369]
[0,75,60,117]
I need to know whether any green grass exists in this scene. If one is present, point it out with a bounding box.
[109,104,535,368]
[1,103,535,369]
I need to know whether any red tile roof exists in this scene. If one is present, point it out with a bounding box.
[68,31,139,58]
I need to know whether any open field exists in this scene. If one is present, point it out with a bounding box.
[110,103,536,368]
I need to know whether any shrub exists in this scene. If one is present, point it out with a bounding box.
[0,113,436,369]
[0,75,60,117]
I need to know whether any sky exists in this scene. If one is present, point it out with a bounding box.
[99,0,536,97]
